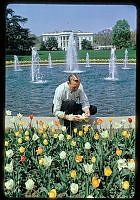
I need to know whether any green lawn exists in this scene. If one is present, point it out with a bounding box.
[6,48,136,62]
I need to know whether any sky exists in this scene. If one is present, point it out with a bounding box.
[7,4,137,36]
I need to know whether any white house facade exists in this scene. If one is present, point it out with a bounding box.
[42,30,93,50]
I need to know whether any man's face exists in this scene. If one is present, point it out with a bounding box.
[68,80,80,92]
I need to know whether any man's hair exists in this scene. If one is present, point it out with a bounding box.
[68,74,80,83]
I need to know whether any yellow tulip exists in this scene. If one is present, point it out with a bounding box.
[25,130,29,136]
[75,155,83,163]
[104,166,112,176]
[36,147,43,155]
[53,133,58,138]
[48,189,57,198]
[71,140,76,146]
[108,117,113,123]
[66,134,72,140]
[78,130,83,136]
[83,126,89,133]
[37,128,44,135]
[5,141,9,147]
[25,136,30,141]
[71,170,77,178]
[18,138,22,144]
[91,156,96,163]
[39,158,44,165]
[19,146,25,153]
[122,181,129,190]
[15,131,21,137]
[43,139,48,145]
[91,176,101,188]
[94,133,100,140]
[116,148,122,156]
[73,128,78,134]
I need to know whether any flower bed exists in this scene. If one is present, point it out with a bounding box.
[4,113,135,198]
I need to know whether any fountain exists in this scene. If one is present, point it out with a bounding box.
[105,47,118,81]
[31,47,47,83]
[122,49,130,69]
[64,32,83,73]
[85,52,91,67]
[14,55,22,71]
[48,53,53,68]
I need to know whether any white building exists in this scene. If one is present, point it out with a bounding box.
[42,30,93,50]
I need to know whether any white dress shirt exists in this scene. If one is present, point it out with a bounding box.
[53,82,90,118]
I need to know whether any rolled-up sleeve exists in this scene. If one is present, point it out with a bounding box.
[53,86,65,118]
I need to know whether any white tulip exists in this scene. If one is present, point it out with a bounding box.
[83,163,94,174]
[32,133,39,141]
[127,159,135,171]
[100,130,109,138]
[5,161,13,173]
[5,179,14,190]
[85,142,91,150]
[59,133,64,141]
[43,156,53,168]
[70,183,78,194]
[59,151,66,159]
[117,159,127,171]
[6,149,14,158]
[61,126,66,132]
[25,179,35,190]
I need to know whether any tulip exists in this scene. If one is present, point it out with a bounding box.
[36,147,43,155]
[20,155,26,162]
[85,142,91,150]
[25,179,35,190]
[71,170,77,178]
[116,148,122,156]
[5,141,9,147]
[59,151,66,159]
[6,149,14,158]
[29,113,33,120]
[48,189,57,198]
[19,146,25,153]
[18,138,22,144]
[70,183,78,194]
[91,176,101,188]
[75,155,83,163]
[128,117,132,123]
[43,139,48,145]
[5,179,14,190]
[122,181,129,190]
[104,166,112,176]
[94,133,100,140]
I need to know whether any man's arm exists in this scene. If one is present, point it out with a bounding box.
[53,86,65,119]
[79,84,90,117]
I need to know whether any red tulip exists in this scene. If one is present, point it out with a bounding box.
[128,117,132,123]
[20,155,26,162]
[29,113,33,120]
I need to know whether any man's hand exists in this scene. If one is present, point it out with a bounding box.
[65,114,82,122]
[82,107,90,118]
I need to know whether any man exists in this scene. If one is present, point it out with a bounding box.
[52,73,97,133]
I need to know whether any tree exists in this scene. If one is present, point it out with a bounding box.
[40,40,47,50]
[81,39,92,50]
[112,19,132,49]
[45,37,58,51]
[6,8,36,55]
[130,31,136,49]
